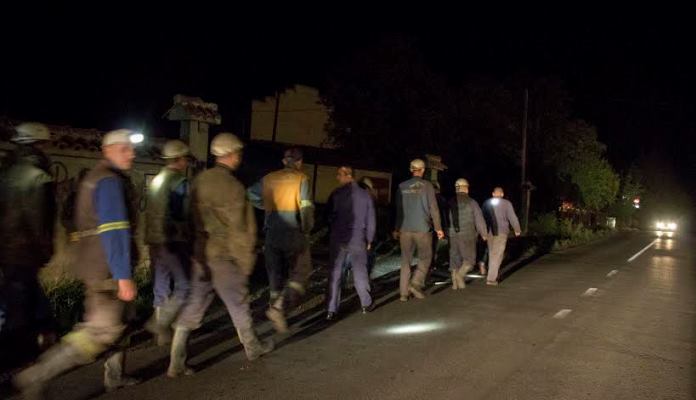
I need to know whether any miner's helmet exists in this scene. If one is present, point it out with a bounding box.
[211,133,244,157]
[12,122,51,144]
[161,140,190,159]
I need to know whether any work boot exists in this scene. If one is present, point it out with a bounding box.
[451,270,459,290]
[237,327,274,361]
[269,290,281,307]
[399,295,409,302]
[408,284,426,299]
[167,328,194,378]
[104,351,140,392]
[14,342,90,400]
[145,300,182,346]
[266,306,288,333]
[285,282,305,310]
[455,266,468,289]
[478,262,487,276]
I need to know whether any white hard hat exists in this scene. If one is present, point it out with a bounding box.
[211,133,244,157]
[455,178,470,188]
[103,129,136,146]
[13,122,51,144]
[161,139,190,159]
[409,158,425,171]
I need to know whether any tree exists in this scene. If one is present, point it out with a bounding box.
[608,166,644,226]
[553,120,619,211]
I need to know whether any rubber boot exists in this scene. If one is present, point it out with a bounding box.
[167,327,194,378]
[104,351,140,392]
[455,266,468,289]
[408,283,426,299]
[14,343,90,400]
[266,296,288,333]
[237,327,274,361]
[285,281,305,310]
[145,300,181,346]
[451,270,459,290]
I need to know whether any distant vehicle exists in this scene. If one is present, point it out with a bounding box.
[654,220,678,238]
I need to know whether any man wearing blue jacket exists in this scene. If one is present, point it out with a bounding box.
[15,129,141,398]
[325,166,376,321]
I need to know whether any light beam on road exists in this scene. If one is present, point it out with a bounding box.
[378,322,446,335]
[627,239,658,263]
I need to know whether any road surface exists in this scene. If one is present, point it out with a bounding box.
[14,232,696,399]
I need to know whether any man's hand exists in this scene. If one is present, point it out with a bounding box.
[515,231,521,237]
[117,279,137,302]
[367,243,372,251]
[392,230,400,240]
[436,230,445,240]
[481,235,488,241]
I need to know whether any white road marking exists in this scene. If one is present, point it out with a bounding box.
[606,269,619,278]
[582,288,598,297]
[627,239,658,263]
[553,309,573,319]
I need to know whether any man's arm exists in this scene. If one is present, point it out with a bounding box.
[394,187,404,231]
[33,173,56,264]
[221,181,258,274]
[246,180,265,210]
[169,179,189,220]
[94,177,132,281]
[425,183,444,236]
[366,194,376,246]
[506,201,522,235]
[472,200,488,239]
[299,175,315,234]
[324,190,336,230]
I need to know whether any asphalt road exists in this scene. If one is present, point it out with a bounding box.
[16,232,696,399]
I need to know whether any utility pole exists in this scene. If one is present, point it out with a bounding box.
[521,88,531,234]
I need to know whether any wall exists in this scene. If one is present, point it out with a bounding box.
[250,85,332,148]
[312,165,392,205]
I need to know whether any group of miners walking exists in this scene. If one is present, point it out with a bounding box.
[0,122,520,399]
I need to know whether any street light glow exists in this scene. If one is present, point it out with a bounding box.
[491,198,500,206]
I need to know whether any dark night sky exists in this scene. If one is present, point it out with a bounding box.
[2,12,695,196]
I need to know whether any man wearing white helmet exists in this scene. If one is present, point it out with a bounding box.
[447,179,487,290]
[15,128,141,397]
[393,158,444,301]
[0,122,56,369]
[144,140,192,346]
[167,133,273,378]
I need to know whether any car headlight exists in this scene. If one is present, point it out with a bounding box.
[668,223,677,230]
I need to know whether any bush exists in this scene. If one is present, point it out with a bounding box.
[528,213,559,236]
[528,214,616,251]
[42,275,85,334]
[41,266,154,335]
